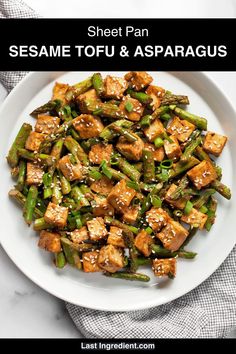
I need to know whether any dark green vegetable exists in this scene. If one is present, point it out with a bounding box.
[161,94,189,106]
[105,272,150,282]
[169,105,207,130]
[92,73,105,96]
[7,123,32,167]
[142,149,155,183]
[16,160,26,192]
[23,185,38,225]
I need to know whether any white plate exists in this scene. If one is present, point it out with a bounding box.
[0,72,235,311]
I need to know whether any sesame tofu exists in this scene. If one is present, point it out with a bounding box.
[88,143,113,165]
[35,115,60,135]
[70,227,89,244]
[165,184,189,209]
[107,226,125,248]
[52,82,69,104]
[146,85,165,110]
[92,195,114,217]
[164,135,182,160]
[187,160,217,190]
[181,208,208,229]
[87,217,108,241]
[90,176,114,195]
[38,230,61,253]
[72,114,104,139]
[156,219,189,252]
[167,116,195,143]
[144,143,165,162]
[144,119,165,142]
[26,162,44,185]
[122,205,139,225]
[77,89,101,113]
[152,258,176,278]
[146,207,171,232]
[107,179,136,212]
[44,202,68,228]
[134,230,153,257]
[124,71,153,91]
[119,97,144,122]
[82,250,101,272]
[103,75,128,99]
[25,131,46,152]
[98,244,124,273]
[58,154,83,181]
[203,131,228,157]
[116,135,144,161]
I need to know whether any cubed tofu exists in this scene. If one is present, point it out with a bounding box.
[122,205,139,225]
[77,89,101,114]
[156,219,189,252]
[73,114,104,139]
[203,131,228,157]
[167,117,195,142]
[38,230,61,253]
[187,160,217,190]
[26,162,44,185]
[107,226,125,248]
[44,202,68,228]
[145,85,165,110]
[107,179,136,212]
[124,71,153,91]
[35,115,60,135]
[116,135,144,161]
[145,207,170,232]
[82,250,101,272]
[92,195,114,217]
[181,208,208,230]
[119,97,144,121]
[25,131,46,152]
[144,143,165,162]
[87,217,108,241]
[134,230,153,257]
[152,258,176,278]
[88,143,113,164]
[103,75,128,99]
[98,244,124,273]
[90,176,114,195]
[164,135,182,160]
[144,119,165,142]
[70,227,89,244]
[52,82,69,104]
[165,184,189,209]
[58,154,83,181]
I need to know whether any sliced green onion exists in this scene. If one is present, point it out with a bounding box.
[173,210,183,217]
[199,205,208,214]
[101,160,112,179]
[125,101,133,112]
[184,200,193,215]
[154,137,164,148]
[160,159,173,169]
[156,169,169,182]
[93,108,103,115]
[145,226,153,235]
[89,168,102,180]
[75,215,82,229]
[110,154,119,165]
[126,180,140,192]
[71,110,78,118]
[162,132,173,143]
[127,225,139,234]
[140,115,152,128]
[160,113,171,121]
[151,195,162,208]
[64,105,71,116]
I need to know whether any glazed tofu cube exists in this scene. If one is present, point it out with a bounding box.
[144,143,165,162]
[144,119,165,142]
[203,131,228,157]
[44,202,68,228]
[167,117,195,142]
[152,258,176,278]
[26,162,44,185]
[82,250,101,272]
[90,176,114,196]
[124,71,153,91]
[165,184,189,209]
[122,205,139,225]
[134,230,153,257]
[146,85,165,110]
[98,244,124,273]
[77,89,101,114]
[181,208,207,229]
[88,143,113,164]
[25,131,46,152]
[164,135,182,160]
[103,75,128,99]
[156,219,189,252]
[38,230,61,253]
[72,114,104,139]
[87,217,108,241]
[70,227,89,244]
[187,160,217,190]
[146,207,170,232]
[92,195,114,217]
[116,135,144,161]
[58,155,83,181]
[35,115,60,135]
[52,82,69,104]
[119,97,144,121]
[107,179,136,212]
[107,226,125,248]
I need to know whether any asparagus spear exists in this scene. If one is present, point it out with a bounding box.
[123,231,138,273]
[65,77,93,102]
[104,216,139,235]
[169,156,200,179]
[55,251,66,268]
[30,99,61,117]
[16,160,26,191]
[127,89,152,105]
[23,185,38,225]
[104,272,150,282]
[114,156,141,181]
[109,124,137,143]
[140,183,163,215]
[58,171,71,195]
[151,244,197,259]
[193,188,216,209]
[33,217,53,231]
[61,238,82,269]
[205,197,218,231]
[17,148,55,167]
[211,179,231,200]
[161,94,189,106]
[71,186,90,208]
[9,189,43,219]
[169,105,207,130]
[80,137,100,152]
[64,136,89,166]
[60,237,97,252]
[7,123,32,167]
[100,120,133,141]
[142,149,155,183]
[102,165,129,181]
[180,136,202,164]
[48,139,64,175]
[169,176,189,200]
[92,73,105,96]
[42,172,53,199]
[52,174,62,205]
